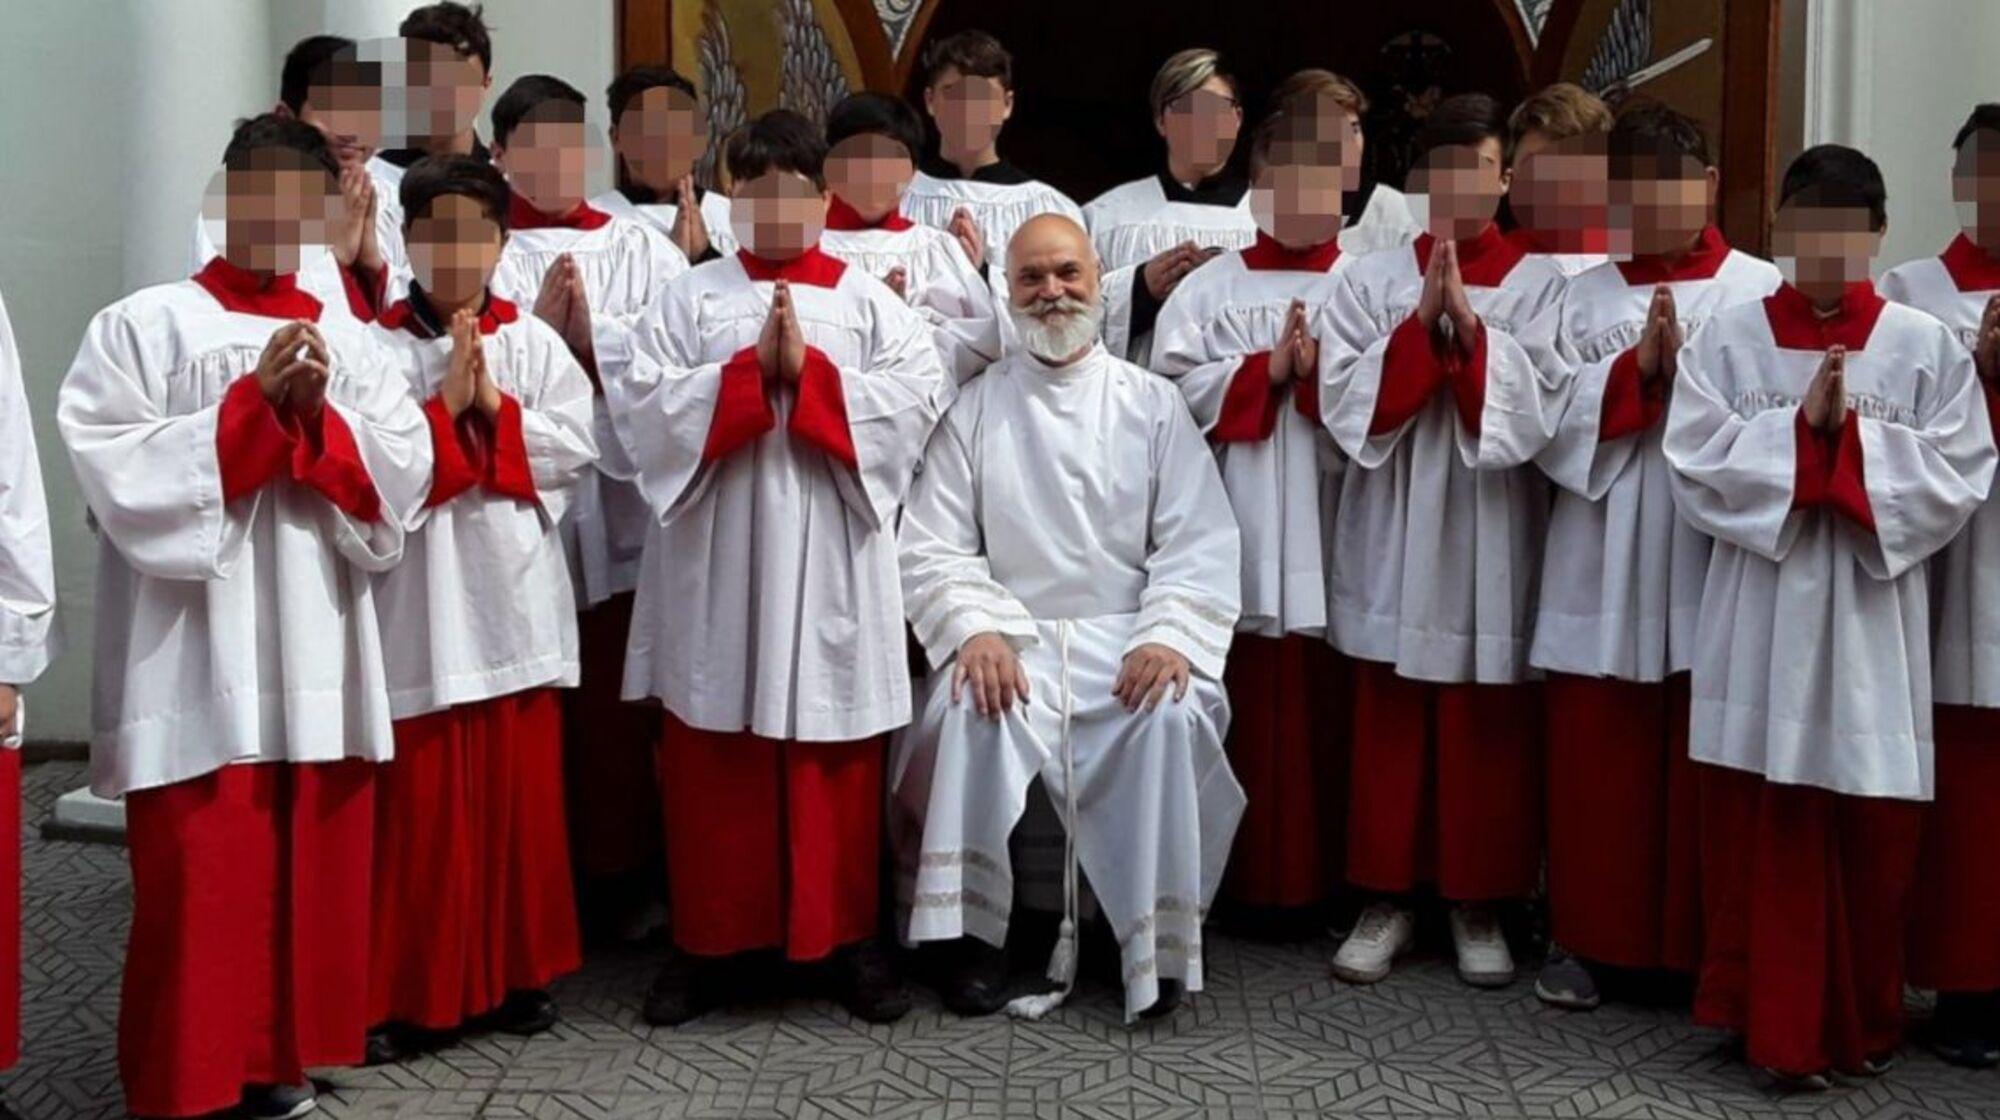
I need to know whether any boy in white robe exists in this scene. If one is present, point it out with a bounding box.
[593,65,737,263]
[1268,70,1425,260]
[1151,102,1356,932]
[58,115,429,1120]
[1665,145,1994,1086]
[1503,84,1615,276]
[1883,103,2000,1067]
[822,92,1000,384]
[0,287,58,1073]
[606,110,948,1025]
[364,156,598,1062]
[1313,94,1569,990]
[369,1,500,259]
[893,214,1245,1022]
[1527,104,1780,1011]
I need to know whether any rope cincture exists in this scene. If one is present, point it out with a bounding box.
[1005,620,1077,1020]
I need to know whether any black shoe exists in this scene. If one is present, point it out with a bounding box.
[938,937,1011,1017]
[644,954,728,1026]
[1138,979,1184,1020]
[835,942,911,1024]
[362,1025,403,1067]
[239,1082,317,1119]
[1925,991,2000,1068]
[486,989,560,1036]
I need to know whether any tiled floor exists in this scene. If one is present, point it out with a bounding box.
[5,758,1999,1119]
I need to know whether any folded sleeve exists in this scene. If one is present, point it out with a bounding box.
[506,328,599,524]
[311,330,428,571]
[911,241,1002,384]
[1663,336,1817,562]
[806,295,952,532]
[1314,272,1425,469]
[0,295,58,684]
[1846,339,1995,579]
[1128,387,1244,681]
[1153,281,1283,442]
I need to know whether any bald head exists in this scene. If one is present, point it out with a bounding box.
[1006,213,1100,309]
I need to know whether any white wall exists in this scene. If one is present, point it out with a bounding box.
[0,0,613,744]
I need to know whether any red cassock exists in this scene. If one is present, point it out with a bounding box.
[121,760,376,1118]
[369,689,581,1029]
[1221,634,1349,908]
[563,593,664,881]
[657,713,883,961]
[0,750,18,1071]
[1909,704,2000,992]
[1543,673,1701,971]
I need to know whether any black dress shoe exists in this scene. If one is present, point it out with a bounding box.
[1138,979,1184,1020]
[939,937,1011,1017]
[485,989,560,1036]
[643,954,728,1026]
[362,1025,404,1067]
[835,942,912,1024]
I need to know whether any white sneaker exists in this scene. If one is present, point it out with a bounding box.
[1331,902,1416,984]
[1449,905,1515,988]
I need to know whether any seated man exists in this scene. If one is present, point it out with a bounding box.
[891,214,1246,1022]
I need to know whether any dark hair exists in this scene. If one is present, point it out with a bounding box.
[1609,99,1712,172]
[1413,93,1509,162]
[825,92,925,163]
[491,74,586,148]
[726,109,827,187]
[223,112,339,178]
[400,153,511,228]
[921,29,1012,91]
[1779,143,1888,231]
[279,35,358,114]
[401,2,493,73]
[606,64,698,123]
[1952,103,2000,151]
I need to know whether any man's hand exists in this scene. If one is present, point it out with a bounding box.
[883,266,909,301]
[953,632,1030,719]
[442,308,480,417]
[1143,242,1204,301]
[330,165,382,271]
[775,280,807,383]
[254,322,315,402]
[1439,239,1479,351]
[1112,643,1191,712]
[1803,344,1848,432]
[669,174,710,260]
[533,255,574,335]
[0,684,19,743]
[948,207,985,271]
[1976,293,2000,388]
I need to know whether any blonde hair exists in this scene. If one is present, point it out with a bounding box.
[1506,82,1613,160]
[1271,68,1369,119]
[1149,48,1233,119]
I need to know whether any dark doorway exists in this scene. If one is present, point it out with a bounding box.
[904,0,1534,205]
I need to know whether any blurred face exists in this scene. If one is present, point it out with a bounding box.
[387,39,487,145]
[1773,199,1884,301]
[295,59,383,168]
[213,155,336,275]
[1952,130,2000,252]
[826,133,914,222]
[612,84,706,191]
[1510,132,1609,247]
[1157,78,1240,179]
[1006,218,1103,361]
[730,170,828,260]
[1251,160,1344,248]
[1615,151,1715,257]
[1410,138,1509,240]
[407,193,505,308]
[496,114,594,215]
[924,67,1012,157]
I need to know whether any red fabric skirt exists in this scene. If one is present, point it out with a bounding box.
[562,593,663,880]
[1694,763,1924,1076]
[1344,660,1542,901]
[121,760,375,1119]
[1909,704,2000,992]
[0,749,18,1071]
[370,689,581,1029]
[657,714,883,961]
[1221,634,1349,908]
[1544,673,1701,970]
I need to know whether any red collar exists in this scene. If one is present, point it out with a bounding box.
[1940,233,2000,292]
[506,193,612,231]
[1616,225,1732,285]
[192,256,323,321]
[1413,224,1525,287]
[1240,230,1341,273]
[1763,281,1888,351]
[825,196,914,232]
[735,246,849,288]
[378,290,520,338]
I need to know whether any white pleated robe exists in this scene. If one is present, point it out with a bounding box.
[591,186,739,259]
[820,217,1001,384]
[901,167,1083,352]
[0,291,59,700]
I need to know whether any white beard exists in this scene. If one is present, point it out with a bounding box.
[1008,296,1103,362]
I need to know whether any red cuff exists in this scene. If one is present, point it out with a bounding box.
[1597,347,1666,441]
[788,345,858,468]
[1826,410,1875,533]
[1369,314,1449,435]
[339,263,389,323]
[1212,352,1284,442]
[1445,319,1488,435]
[217,375,297,502]
[291,405,382,522]
[703,347,778,462]
[484,394,539,504]
[1793,408,1833,511]
[423,395,482,508]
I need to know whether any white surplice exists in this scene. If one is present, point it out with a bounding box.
[890,343,1245,1020]
[1663,286,1996,799]
[58,279,431,798]
[490,209,690,607]
[900,165,1083,350]
[1882,238,2000,707]
[1529,239,1782,680]
[1152,236,1352,637]
[1085,173,1256,364]
[0,291,59,695]
[189,157,410,320]
[1314,230,1570,682]
[369,302,599,718]
[820,217,1001,384]
[606,248,948,740]
[591,186,739,259]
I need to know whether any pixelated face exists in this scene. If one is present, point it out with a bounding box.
[1410,138,1509,238]
[496,114,596,215]
[612,85,706,190]
[298,56,383,167]
[1952,129,2000,249]
[210,152,336,275]
[384,38,486,145]
[1510,132,1609,243]
[1614,150,1713,257]
[1250,160,1344,248]
[1158,79,1241,175]
[924,68,1012,155]
[1772,197,1883,293]
[730,170,827,260]
[825,133,914,222]
[407,193,505,307]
